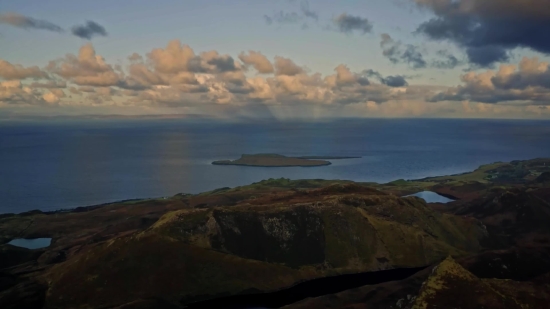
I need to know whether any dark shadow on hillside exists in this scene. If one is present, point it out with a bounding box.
[182,266,427,309]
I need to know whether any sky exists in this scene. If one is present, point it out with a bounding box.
[1,0,550,120]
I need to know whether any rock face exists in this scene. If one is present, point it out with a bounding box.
[407,256,550,309]
[43,185,486,308]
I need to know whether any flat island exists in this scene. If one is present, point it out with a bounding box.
[212,154,361,167]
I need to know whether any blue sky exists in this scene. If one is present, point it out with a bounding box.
[1,0,550,119]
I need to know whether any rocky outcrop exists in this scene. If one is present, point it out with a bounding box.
[406,256,550,309]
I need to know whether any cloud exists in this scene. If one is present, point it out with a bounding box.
[383,76,408,87]
[333,13,373,34]
[78,86,96,93]
[0,13,109,41]
[0,60,48,80]
[380,34,426,69]
[46,43,122,87]
[268,11,301,24]
[300,1,318,21]
[263,15,273,25]
[430,57,550,104]
[0,12,63,32]
[30,80,67,88]
[364,70,408,87]
[71,21,108,39]
[239,51,274,74]
[264,0,318,28]
[0,80,48,106]
[147,40,196,74]
[42,89,65,104]
[414,0,550,67]
[432,50,462,69]
[465,46,508,68]
[325,65,369,88]
[187,51,242,74]
[274,56,304,76]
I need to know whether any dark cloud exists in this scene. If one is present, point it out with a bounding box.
[116,79,150,91]
[465,46,508,68]
[0,13,63,32]
[365,69,408,87]
[364,69,383,80]
[186,54,239,74]
[383,75,408,87]
[333,13,373,34]
[300,1,318,21]
[432,50,462,69]
[264,15,273,25]
[414,0,550,67]
[225,84,254,94]
[71,21,108,39]
[402,45,427,69]
[207,56,238,72]
[380,34,426,69]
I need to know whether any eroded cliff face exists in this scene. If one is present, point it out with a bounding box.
[44,185,488,308]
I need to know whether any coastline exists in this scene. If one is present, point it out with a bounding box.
[3,157,548,216]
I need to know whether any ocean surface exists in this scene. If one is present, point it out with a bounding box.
[1,118,550,214]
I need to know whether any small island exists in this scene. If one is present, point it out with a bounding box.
[212,154,360,167]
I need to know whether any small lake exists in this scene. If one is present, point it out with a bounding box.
[404,191,455,203]
[7,238,52,249]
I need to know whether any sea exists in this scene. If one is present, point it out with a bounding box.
[1,118,550,214]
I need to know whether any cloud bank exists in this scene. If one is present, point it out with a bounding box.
[414,0,550,67]
[430,57,550,105]
[0,39,548,118]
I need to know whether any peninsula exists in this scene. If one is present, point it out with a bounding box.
[212,153,360,167]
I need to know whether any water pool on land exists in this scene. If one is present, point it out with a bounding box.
[8,238,52,249]
[404,191,455,203]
